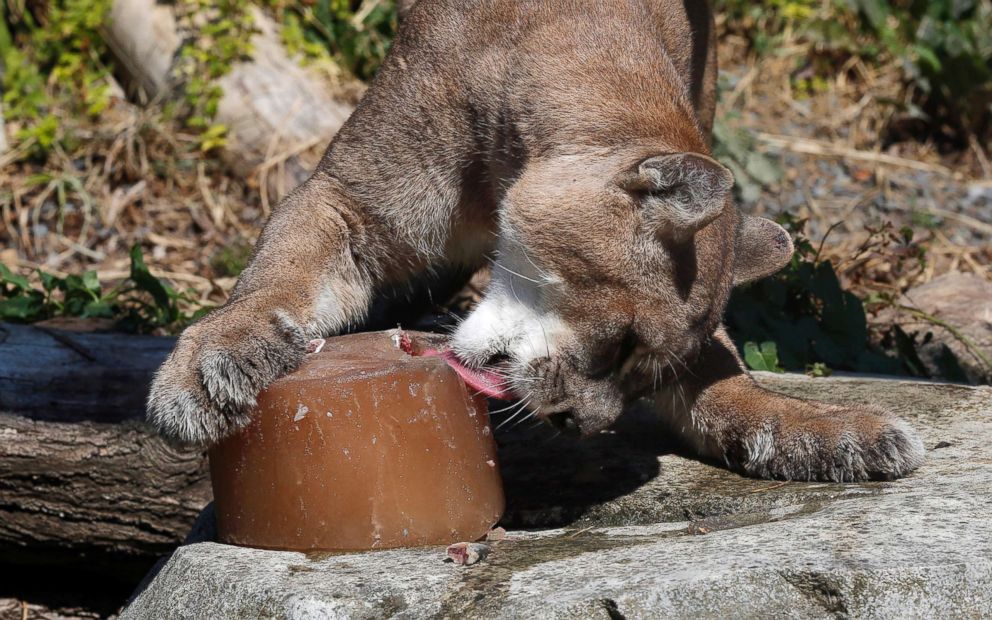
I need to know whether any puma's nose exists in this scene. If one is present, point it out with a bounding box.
[547,410,581,436]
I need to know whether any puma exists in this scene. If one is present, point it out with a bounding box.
[148,0,924,482]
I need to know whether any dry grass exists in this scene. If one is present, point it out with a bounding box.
[1,97,262,305]
[715,29,991,301]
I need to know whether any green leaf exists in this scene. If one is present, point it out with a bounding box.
[0,295,43,320]
[37,270,62,293]
[81,270,101,295]
[806,362,833,378]
[743,341,785,373]
[856,0,891,30]
[0,263,31,291]
[82,300,115,318]
[129,244,176,321]
[744,153,782,186]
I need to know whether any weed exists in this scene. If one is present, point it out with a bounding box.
[266,0,399,81]
[0,244,211,333]
[743,341,786,372]
[2,0,114,158]
[173,0,256,151]
[726,214,907,375]
[713,116,782,203]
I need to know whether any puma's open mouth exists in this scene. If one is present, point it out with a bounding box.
[392,329,515,400]
[424,349,515,401]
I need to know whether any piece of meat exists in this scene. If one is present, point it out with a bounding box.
[446,542,490,566]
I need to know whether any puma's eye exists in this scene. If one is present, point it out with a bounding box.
[587,330,638,378]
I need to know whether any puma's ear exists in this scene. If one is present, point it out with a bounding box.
[734,214,793,285]
[619,153,734,239]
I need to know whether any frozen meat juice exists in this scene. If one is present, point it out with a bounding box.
[208,330,505,551]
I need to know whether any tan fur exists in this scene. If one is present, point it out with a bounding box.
[147,0,923,481]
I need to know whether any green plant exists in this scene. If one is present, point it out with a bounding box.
[173,0,257,150]
[726,214,907,375]
[806,361,833,377]
[852,0,992,139]
[743,340,786,372]
[0,245,211,333]
[714,0,992,144]
[2,0,115,158]
[716,0,820,55]
[266,0,398,80]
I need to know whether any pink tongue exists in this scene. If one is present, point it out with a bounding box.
[422,348,514,401]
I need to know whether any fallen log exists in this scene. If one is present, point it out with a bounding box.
[0,322,174,421]
[103,0,356,200]
[0,411,210,574]
[0,323,209,574]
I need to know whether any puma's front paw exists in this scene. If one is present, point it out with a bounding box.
[147,304,309,445]
[740,405,926,482]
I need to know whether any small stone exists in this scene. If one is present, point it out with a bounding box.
[486,527,507,542]
[687,522,712,535]
[446,542,490,566]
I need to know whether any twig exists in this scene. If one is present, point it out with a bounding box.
[351,0,384,28]
[97,269,214,287]
[146,232,198,249]
[756,133,956,176]
[814,221,844,265]
[968,133,992,179]
[55,234,106,262]
[882,202,992,237]
[720,63,759,113]
[0,137,37,169]
[12,258,215,290]
[896,304,992,373]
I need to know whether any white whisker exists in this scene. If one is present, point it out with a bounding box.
[490,260,544,285]
[496,397,532,431]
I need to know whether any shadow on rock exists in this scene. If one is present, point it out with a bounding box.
[494,403,683,529]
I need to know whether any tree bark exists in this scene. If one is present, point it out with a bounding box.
[0,411,210,573]
[102,0,356,200]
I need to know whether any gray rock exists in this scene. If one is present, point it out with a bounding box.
[881,272,992,384]
[123,375,992,619]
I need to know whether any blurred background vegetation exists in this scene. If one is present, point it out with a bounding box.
[1,0,990,382]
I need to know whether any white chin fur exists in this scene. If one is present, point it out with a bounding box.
[451,239,568,368]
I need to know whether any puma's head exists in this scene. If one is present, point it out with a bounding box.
[450,148,793,435]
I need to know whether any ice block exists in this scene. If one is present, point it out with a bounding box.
[208,330,504,552]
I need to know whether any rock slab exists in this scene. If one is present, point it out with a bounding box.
[123,375,992,619]
[883,271,992,384]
